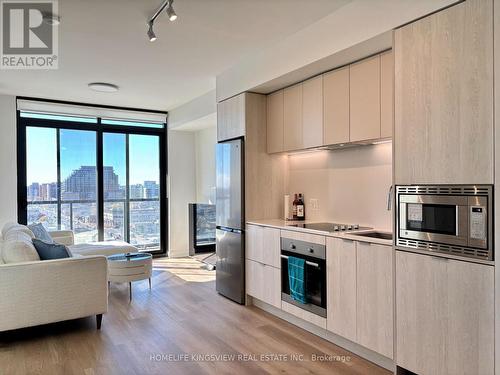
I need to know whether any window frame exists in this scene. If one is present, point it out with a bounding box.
[17,98,168,256]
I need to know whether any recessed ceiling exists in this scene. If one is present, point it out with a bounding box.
[0,0,351,111]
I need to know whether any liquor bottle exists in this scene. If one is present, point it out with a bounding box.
[297,193,305,221]
[292,194,298,220]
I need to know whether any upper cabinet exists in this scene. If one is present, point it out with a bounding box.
[380,50,393,138]
[283,84,303,151]
[266,51,393,153]
[323,66,349,145]
[302,75,324,148]
[394,0,493,184]
[266,90,284,153]
[349,55,381,142]
[217,94,246,142]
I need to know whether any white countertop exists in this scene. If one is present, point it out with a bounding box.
[246,219,393,246]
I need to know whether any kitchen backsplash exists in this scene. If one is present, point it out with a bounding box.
[286,142,392,231]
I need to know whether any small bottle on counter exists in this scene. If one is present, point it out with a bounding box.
[297,193,305,221]
[292,194,298,220]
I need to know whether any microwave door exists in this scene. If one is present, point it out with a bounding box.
[399,201,469,247]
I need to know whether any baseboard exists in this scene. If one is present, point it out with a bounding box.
[252,298,395,372]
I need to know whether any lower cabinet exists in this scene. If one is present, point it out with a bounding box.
[326,237,357,342]
[326,238,394,359]
[356,242,393,359]
[396,251,494,375]
[246,259,281,309]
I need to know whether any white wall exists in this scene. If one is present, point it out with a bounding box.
[194,126,216,204]
[287,143,392,231]
[168,130,196,257]
[0,95,17,226]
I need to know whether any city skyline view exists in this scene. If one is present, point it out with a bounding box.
[25,127,161,250]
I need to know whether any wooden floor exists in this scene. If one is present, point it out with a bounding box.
[0,257,390,375]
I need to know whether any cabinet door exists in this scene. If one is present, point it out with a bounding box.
[323,66,349,145]
[396,251,494,375]
[267,90,284,153]
[349,55,381,142]
[246,224,263,263]
[217,94,246,142]
[356,242,393,359]
[262,264,281,308]
[394,0,493,184]
[380,50,393,138]
[261,227,281,268]
[283,84,303,151]
[302,76,323,148]
[326,238,356,341]
[246,259,263,299]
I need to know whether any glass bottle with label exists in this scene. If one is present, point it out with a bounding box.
[297,193,305,221]
[292,194,298,220]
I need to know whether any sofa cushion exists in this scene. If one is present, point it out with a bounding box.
[69,240,138,257]
[1,222,34,239]
[32,239,70,260]
[2,231,40,263]
[28,223,54,244]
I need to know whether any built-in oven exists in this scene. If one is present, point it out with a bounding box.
[396,185,493,261]
[280,238,326,317]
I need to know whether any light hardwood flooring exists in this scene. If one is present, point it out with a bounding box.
[0,257,389,375]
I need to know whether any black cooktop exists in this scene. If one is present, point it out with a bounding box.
[287,222,372,232]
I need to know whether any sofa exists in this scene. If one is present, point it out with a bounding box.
[0,223,134,332]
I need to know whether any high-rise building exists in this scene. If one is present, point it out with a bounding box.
[62,166,120,201]
[144,180,159,199]
[130,184,144,199]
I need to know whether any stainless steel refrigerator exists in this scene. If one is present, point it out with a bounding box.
[215,138,245,304]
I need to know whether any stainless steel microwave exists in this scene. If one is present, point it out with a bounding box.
[396,185,493,261]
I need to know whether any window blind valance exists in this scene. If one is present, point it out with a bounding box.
[17,99,167,124]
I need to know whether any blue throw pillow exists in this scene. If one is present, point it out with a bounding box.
[28,223,54,244]
[32,239,70,260]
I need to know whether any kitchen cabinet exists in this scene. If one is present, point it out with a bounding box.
[396,251,494,375]
[246,259,281,308]
[283,84,303,151]
[246,224,280,268]
[394,0,493,184]
[326,237,356,342]
[246,224,281,308]
[302,75,323,148]
[217,93,246,142]
[380,50,393,138]
[356,242,393,359]
[323,66,350,145]
[266,90,284,153]
[349,55,381,142]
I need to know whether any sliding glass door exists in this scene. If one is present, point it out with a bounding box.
[20,111,166,254]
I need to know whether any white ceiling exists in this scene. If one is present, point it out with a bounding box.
[0,0,350,111]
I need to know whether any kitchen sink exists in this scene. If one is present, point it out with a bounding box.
[352,231,392,241]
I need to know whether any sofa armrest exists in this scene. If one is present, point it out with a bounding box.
[0,256,108,332]
[49,230,75,246]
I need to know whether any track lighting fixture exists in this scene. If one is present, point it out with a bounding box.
[147,0,178,42]
[147,22,157,42]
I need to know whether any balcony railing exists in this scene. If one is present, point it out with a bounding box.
[27,198,160,250]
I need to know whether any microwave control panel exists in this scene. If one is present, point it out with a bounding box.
[470,206,486,240]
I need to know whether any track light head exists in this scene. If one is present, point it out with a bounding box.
[147,22,157,42]
[166,3,177,21]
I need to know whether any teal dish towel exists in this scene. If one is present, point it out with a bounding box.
[288,256,307,304]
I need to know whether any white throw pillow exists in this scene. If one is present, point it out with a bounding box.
[2,231,40,263]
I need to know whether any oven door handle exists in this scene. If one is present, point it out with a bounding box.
[280,254,320,268]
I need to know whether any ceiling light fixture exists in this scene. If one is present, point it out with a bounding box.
[147,0,178,41]
[88,82,119,93]
[42,12,61,25]
[147,22,157,42]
